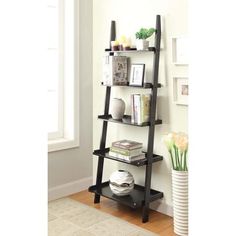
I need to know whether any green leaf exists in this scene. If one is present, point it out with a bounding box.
[135,27,156,39]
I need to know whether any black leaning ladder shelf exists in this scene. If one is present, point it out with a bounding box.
[89,15,163,223]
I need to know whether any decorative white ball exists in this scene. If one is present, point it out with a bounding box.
[109,170,134,196]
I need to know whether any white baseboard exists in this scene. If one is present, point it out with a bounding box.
[48,176,93,201]
[150,200,173,217]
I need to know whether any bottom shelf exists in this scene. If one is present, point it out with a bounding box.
[88,181,163,209]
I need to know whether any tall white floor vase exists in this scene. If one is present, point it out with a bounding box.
[172,170,188,236]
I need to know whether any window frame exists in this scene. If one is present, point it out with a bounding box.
[48,0,79,152]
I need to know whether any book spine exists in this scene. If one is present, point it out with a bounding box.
[110,147,130,155]
[111,140,143,150]
[133,94,141,124]
[127,154,146,162]
[110,146,142,156]
[109,151,145,161]
[109,151,131,161]
[112,143,143,150]
[131,94,134,123]
[140,94,144,124]
[137,95,141,125]
[141,94,151,123]
[146,94,151,122]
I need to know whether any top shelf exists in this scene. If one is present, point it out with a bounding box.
[105,47,158,54]
[101,82,161,88]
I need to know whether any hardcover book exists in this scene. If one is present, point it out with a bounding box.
[133,94,141,124]
[131,93,151,125]
[141,94,151,123]
[110,146,142,156]
[131,94,134,123]
[103,56,128,86]
[112,139,143,150]
[108,152,145,162]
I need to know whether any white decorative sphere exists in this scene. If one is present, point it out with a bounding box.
[111,98,125,120]
[109,170,134,196]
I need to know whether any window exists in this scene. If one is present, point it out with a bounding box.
[47,0,79,152]
[47,0,63,139]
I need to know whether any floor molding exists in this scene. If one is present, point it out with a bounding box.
[48,176,93,201]
[150,200,173,217]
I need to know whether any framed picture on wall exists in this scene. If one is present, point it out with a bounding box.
[172,36,188,65]
[129,64,145,86]
[173,77,188,105]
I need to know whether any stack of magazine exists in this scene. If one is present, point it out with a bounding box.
[109,139,145,163]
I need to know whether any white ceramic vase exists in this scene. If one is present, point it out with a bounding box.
[109,170,134,196]
[172,170,188,236]
[136,39,149,50]
[111,98,125,120]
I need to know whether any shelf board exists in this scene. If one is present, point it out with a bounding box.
[98,115,162,127]
[88,181,163,209]
[105,47,157,53]
[93,148,163,167]
[101,82,161,88]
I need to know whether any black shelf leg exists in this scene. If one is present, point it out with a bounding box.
[94,86,111,203]
[93,20,115,204]
[94,156,104,203]
[142,15,161,223]
[142,163,152,222]
[142,206,149,223]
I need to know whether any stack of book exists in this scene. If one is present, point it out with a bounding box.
[131,94,151,125]
[109,139,145,162]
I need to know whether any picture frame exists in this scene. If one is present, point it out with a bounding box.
[173,77,188,105]
[172,36,188,65]
[129,64,145,86]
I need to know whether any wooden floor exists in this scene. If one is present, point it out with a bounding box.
[70,190,176,236]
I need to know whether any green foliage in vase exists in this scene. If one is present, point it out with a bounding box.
[135,28,156,40]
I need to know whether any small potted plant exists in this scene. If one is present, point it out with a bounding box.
[135,28,156,50]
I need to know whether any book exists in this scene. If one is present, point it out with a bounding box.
[112,139,143,150]
[103,56,128,86]
[131,93,151,125]
[110,146,142,156]
[108,151,145,162]
[133,94,141,124]
[141,94,151,123]
[131,94,135,123]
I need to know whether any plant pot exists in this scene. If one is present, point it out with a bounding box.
[172,170,188,236]
[136,39,149,50]
[111,98,125,120]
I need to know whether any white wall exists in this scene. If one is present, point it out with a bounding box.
[48,0,93,200]
[93,0,188,216]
